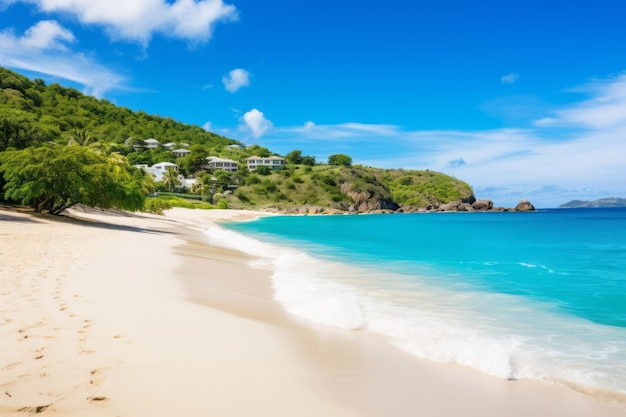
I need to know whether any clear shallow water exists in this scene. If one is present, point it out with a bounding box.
[206,209,626,398]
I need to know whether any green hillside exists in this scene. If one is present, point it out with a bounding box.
[0,66,233,151]
[0,66,474,213]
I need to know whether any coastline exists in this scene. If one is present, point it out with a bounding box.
[1,207,624,416]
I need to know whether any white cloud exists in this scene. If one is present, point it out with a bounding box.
[15,0,238,45]
[264,115,626,208]
[0,21,126,96]
[241,109,273,138]
[19,20,75,50]
[534,73,626,129]
[222,68,250,93]
[501,72,519,84]
[202,121,212,131]
[287,121,401,140]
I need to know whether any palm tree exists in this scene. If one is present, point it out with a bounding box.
[162,167,181,192]
[68,129,110,154]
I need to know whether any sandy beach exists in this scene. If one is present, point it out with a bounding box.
[1,206,625,416]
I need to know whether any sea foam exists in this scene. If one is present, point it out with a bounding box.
[203,221,626,398]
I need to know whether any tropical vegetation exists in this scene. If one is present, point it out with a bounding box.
[0,66,474,214]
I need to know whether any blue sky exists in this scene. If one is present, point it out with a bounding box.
[1,0,625,207]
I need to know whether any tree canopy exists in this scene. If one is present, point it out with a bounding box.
[0,145,148,214]
[328,153,353,167]
[0,66,233,151]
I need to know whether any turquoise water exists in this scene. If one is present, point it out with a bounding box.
[208,209,626,398]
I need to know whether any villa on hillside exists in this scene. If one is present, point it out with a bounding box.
[226,144,245,150]
[143,138,159,149]
[134,162,196,189]
[172,148,192,158]
[246,155,286,171]
[135,162,178,181]
[203,156,239,172]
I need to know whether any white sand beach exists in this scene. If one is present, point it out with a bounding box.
[1,207,624,416]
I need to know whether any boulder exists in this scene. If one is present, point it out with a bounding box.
[438,201,461,211]
[472,199,494,211]
[514,200,536,211]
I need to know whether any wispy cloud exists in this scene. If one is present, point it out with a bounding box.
[240,108,273,138]
[500,72,519,84]
[12,0,238,46]
[534,73,626,129]
[222,68,250,93]
[0,21,126,96]
[286,120,401,139]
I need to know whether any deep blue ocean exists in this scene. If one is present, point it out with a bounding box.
[207,208,626,399]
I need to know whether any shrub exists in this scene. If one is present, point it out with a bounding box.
[246,175,261,185]
[143,198,172,214]
[255,166,272,176]
[236,190,251,203]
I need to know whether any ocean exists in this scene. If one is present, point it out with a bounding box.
[205,208,626,400]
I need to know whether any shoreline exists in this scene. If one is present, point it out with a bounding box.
[1,207,624,416]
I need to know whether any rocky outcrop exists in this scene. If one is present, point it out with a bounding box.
[340,183,399,213]
[268,196,536,215]
[514,200,536,211]
[472,199,494,211]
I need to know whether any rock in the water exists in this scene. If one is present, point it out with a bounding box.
[515,200,535,211]
[471,199,494,211]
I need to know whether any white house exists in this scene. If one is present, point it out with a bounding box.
[180,177,197,189]
[204,156,239,172]
[226,144,245,150]
[144,162,178,181]
[162,142,176,150]
[172,148,192,158]
[246,155,286,171]
[144,138,159,149]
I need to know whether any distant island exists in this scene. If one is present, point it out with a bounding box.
[559,198,626,208]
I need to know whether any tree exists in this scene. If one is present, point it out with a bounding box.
[179,145,208,176]
[0,145,146,214]
[301,155,316,166]
[254,166,272,176]
[245,144,271,158]
[286,149,303,164]
[328,153,352,167]
[213,169,234,191]
[162,166,181,192]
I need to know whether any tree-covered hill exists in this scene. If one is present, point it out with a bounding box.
[226,164,475,213]
[0,66,476,213]
[0,66,233,151]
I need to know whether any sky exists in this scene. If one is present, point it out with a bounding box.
[1,0,626,208]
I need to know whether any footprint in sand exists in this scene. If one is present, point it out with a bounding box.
[87,396,110,408]
[17,405,51,413]
[89,369,105,386]
[2,361,22,371]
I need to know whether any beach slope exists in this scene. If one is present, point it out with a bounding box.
[0,207,623,416]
